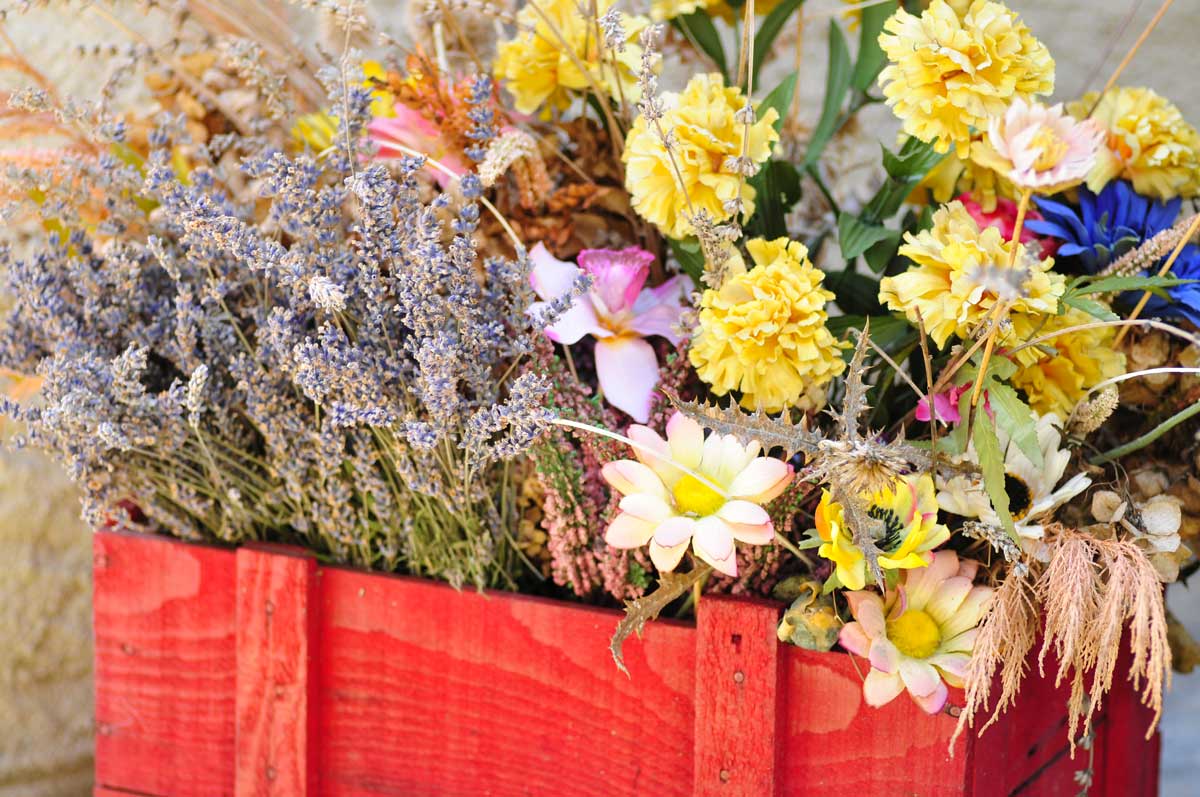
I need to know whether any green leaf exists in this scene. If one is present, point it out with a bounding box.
[803,21,852,168]
[837,212,899,260]
[863,234,902,273]
[675,12,727,78]
[881,137,945,181]
[758,71,799,135]
[745,159,803,239]
[850,0,894,91]
[668,236,706,284]
[753,0,806,78]
[1062,294,1119,321]
[826,313,914,352]
[824,268,884,315]
[985,381,1042,469]
[968,394,1018,543]
[1070,274,1196,295]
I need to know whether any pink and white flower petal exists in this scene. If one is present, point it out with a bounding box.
[845,591,886,638]
[595,335,660,423]
[940,588,994,640]
[652,515,697,548]
[863,669,905,708]
[903,550,960,611]
[693,537,738,577]
[869,637,901,674]
[838,621,871,657]
[537,298,604,345]
[665,412,706,471]
[577,247,652,316]
[910,679,950,715]
[649,539,689,573]
[630,275,691,345]
[929,652,970,684]
[618,493,674,523]
[604,512,657,549]
[926,576,975,626]
[727,458,794,503]
[529,243,580,300]
[940,628,979,655]
[899,658,943,698]
[601,460,669,500]
[716,501,774,544]
[693,516,735,563]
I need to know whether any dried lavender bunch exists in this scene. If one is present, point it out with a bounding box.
[0,73,552,589]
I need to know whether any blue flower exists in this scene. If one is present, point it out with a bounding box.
[1142,246,1200,328]
[1027,180,1182,273]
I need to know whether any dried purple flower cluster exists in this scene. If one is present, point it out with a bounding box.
[0,73,552,589]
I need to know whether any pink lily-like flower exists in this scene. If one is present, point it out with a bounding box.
[529,243,692,422]
[368,106,469,188]
[916,384,970,424]
[956,193,1059,257]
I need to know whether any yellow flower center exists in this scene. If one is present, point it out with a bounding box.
[886,609,942,659]
[1030,125,1069,171]
[672,474,725,516]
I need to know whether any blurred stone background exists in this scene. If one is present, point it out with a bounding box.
[0,1,1197,794]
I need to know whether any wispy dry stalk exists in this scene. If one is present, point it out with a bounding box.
[1100,212,1200,279]
[952,566,1038,746]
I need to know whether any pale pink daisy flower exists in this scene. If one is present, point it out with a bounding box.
[974,99,1104,194]
[600,412,793,576]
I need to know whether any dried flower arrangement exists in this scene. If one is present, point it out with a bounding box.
[2,0,1198,759]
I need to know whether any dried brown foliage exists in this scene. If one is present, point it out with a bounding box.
[955,524,1170,753]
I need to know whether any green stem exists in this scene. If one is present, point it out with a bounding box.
[1091,400,1200,464]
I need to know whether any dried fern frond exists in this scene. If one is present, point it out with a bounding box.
[952,566,1038,746]
[664,390,822,459]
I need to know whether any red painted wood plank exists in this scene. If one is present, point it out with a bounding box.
[693,596,780,797]
[777,646,969,796]
[93,530,237,797]
[312,564,696,797]
[235,546,319,797]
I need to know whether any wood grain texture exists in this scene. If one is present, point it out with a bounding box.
[235,546,318,797]
[93,530,237,797]
[693,596,780,797]
[92,530,1163,797]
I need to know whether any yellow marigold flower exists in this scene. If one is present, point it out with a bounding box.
[689,237,845,413]
[494,0,647,115]
[917,136,1014,211]
[1069,87,1200,201]
[1010,306,1126,417]
[650,0,714,22]
[878,201,1064,364]
[812,474,952,591]
[292,112,338,153]
[624,73,779,239]
[878,0,1054,156]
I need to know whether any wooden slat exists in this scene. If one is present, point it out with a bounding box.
[235,546,318,797]
[312,565,696,797]
[93,530,237,797]
[693,596,780,796]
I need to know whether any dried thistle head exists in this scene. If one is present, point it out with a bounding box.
[1067,385,1119,437]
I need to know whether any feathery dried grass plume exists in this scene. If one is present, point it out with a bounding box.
[956,523,1171,752]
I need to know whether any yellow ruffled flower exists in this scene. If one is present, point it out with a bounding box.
[494,0,647,115]
[917,136,1014,211]
[878,201,1064,364]
[624,73,779,239]
[689,237,845,413]
[1010,306,1126,417]
[812,475,952,591]
[650,0,714,21]
[878,0,1054,156]
[1069,87,1200,201]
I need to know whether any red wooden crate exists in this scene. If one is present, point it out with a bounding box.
[92,529,1160,797]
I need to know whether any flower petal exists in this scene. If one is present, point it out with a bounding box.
[529,243,579,300]
[940,587,994,640]
[605,512,656,549]
[577,247,652,315]
[652,515,696,547]
[869,638,901,674]
[845,591,886,637]
[618,493,674,523]
[665,412,706,470]
[838,621,871,657]
[899,658,943,698]
[649,539,689,573]
[910,679,949,714]
[727,458,794,502]
[693,516,735,562]
[629,275,691,344]
[929,652,970,681]
[716,500,770,526]
[863,669,905,707]
[692,538,738,577]
[903,550,960,611]
[926,576,974,625]
[594,336,660,423]
[601,460,669,500]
